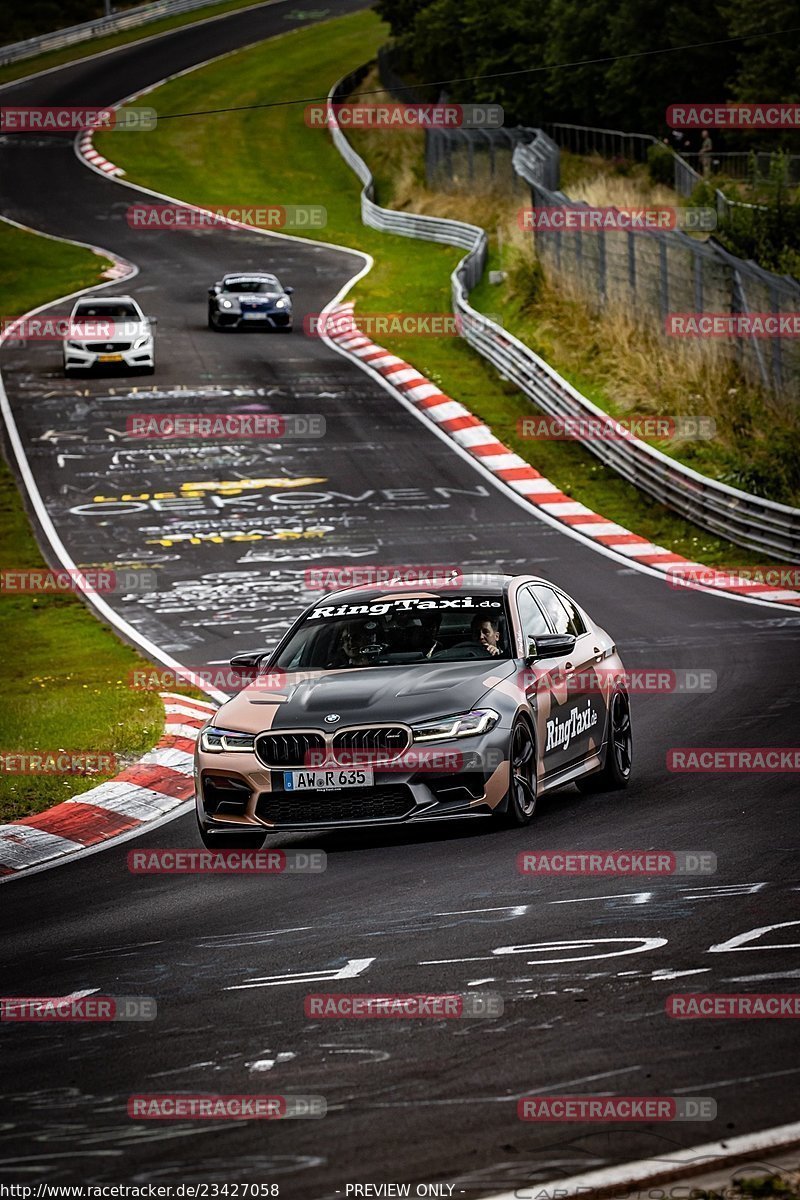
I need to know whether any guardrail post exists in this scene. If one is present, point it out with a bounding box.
[627,231,637,291]
[658,239,669,322]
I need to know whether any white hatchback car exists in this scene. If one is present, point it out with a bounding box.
[63,295,155,375]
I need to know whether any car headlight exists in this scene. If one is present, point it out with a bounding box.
[65,341,84,349]
[200,726,256,753]
[274,298,287,309]
[411,709,500,742]
[133,334,151,349]
[220,299,234,310]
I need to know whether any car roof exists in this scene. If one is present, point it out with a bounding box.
[73,295,138,304]
[316,573,555,605]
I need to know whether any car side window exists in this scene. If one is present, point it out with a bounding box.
[554,590,587,636]
[516,587,550,651]
[531,586,586,636]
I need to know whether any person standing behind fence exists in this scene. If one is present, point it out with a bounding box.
[699,130,713,178]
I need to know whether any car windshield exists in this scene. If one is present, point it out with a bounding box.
[272,594,512,670]
[74,302,139,318]
[223,277,279,293]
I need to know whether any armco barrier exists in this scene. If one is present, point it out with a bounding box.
[326,69,800,559]
[0,0,240,67]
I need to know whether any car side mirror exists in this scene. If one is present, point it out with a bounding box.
[147,316,158,324]
[525,633,576,662]
[208,285,220,296]
[229,649,271,676]
[284,286,294,295]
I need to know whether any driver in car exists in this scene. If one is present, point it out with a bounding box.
[471,614,502,656]
[340,621,378,666]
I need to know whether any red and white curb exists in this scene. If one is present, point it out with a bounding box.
[78,130,126,178]
[0,693,215,879]
[326,302,800,609]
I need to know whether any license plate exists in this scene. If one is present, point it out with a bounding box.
[98,353,123,362]
[243,312,268,320]
[283,768,374,791]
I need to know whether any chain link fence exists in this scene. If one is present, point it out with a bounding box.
[514,153,800,399]
[374,52,800,400]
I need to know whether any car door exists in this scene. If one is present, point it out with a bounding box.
[528,585,605,774]
[515,586,577,783]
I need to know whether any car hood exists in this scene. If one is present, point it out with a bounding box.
[213,659,518,735]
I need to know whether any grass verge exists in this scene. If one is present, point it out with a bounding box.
[95,10,780,567]
[0,219,168,822]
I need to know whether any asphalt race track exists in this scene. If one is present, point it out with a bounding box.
[1,4,800,1194]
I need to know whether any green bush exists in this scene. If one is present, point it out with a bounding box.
[647,143,675,187]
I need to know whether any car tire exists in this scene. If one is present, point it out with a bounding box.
[499,718,537,826]
[208,307,220,330]
[576,691,632,793]
[197,823,267,850]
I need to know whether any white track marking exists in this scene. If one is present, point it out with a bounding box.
[709,920,800,953]
[226,957,375,991]
[724,969,800,981]
[549,891,654,905]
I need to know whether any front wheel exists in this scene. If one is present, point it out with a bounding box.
[500,719,537,825]
[576,691,632,792]
[198,823,267,849]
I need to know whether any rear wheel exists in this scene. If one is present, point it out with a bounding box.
[576,691,632,792]
[197,823,267,849]
[500,719,537,825]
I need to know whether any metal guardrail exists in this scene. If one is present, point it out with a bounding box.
[327,69,800,559]
[0,0,234,66]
